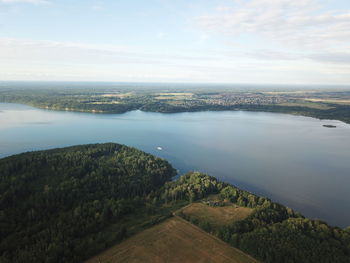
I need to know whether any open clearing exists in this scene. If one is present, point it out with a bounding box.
[99,93,133,98]
[304,98,350,105]
[263,91,317,95]
[181,202,253,228]
[155,92,194,100]
[89,101,121,104]
[86,216,258,263]
[277,101,332,110]
[157,92,193,96]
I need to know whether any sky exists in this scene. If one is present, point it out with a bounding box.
[0,0,350,85]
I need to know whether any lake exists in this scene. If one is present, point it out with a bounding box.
[0,102,349,227]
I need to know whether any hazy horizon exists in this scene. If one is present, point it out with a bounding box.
[1,0,350,85]
[1,80,350,92]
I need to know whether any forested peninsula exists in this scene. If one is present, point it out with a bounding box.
[0,143,349,263]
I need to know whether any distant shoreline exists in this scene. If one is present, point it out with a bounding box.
[1,87,349,124]
[1,100,349,125]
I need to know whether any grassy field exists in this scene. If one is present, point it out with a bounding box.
[157,92,194,96]
[277,101,333,110]
[304,98,350,105]
[100,93,134,98]
[155,92,194,100]
[86,216,258,263]
[180,202,253,229]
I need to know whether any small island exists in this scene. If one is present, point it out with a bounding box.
[323,124,337,128]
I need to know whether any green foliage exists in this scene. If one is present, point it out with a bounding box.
[0,143,176,263]
[160,172,225,203]
[173,173,350,263]
[1,146,349,263]
[1,88,349,123]
[236,104,350,125]
[220,185,269,208]
[0,89,142,114]
[236,218,350,263]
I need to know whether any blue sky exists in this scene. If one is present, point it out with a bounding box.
[0,0,350,84]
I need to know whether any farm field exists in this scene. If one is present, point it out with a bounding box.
[86,216,258,263]
[180,202,253,229]
[303,98,350,105]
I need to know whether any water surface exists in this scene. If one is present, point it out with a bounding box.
[0,103,349,227]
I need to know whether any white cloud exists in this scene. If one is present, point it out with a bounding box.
[0,38,217,64]
[191,0,350,84]
[195,0,350,51]
[308,52,350,65]
[245,49,350,65]
[0,38,230,82]
[1,37,350,84]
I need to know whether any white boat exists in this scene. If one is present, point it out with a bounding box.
[157,146,163,150]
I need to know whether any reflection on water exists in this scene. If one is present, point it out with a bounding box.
[0,103,350,227]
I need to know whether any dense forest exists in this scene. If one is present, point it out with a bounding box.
[0,143,177,262]
[1,145,349,262]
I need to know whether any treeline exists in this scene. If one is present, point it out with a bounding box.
[0,143,176,262]
[1,88,349,123]
[229,217,350,263]
[173,173,350,263]
[0,89,142,113]
[236,104,350,125]
[1,145,350,263]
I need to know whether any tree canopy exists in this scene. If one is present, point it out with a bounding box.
[0,143,176,262]
[1,146,349,263]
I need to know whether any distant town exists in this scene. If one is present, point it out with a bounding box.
[1,85,349,123]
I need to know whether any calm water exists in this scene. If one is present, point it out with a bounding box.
[1,103,349,227]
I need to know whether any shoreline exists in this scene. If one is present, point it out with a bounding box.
[1,101,349,125]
